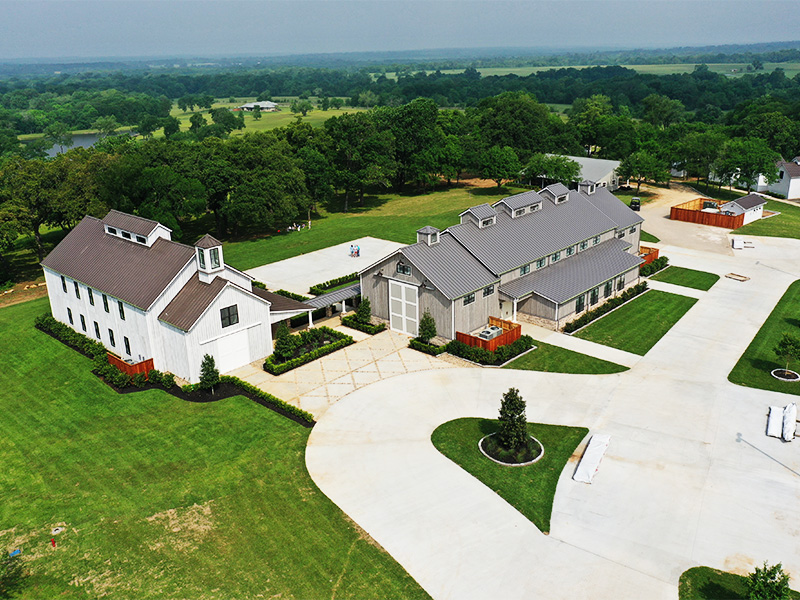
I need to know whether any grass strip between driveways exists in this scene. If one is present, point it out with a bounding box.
[503,339,628,374]
[574,290,697,355]
[649,266,720,291]
[678,566,800,600]
[729,278,800,396]
[640,230,660,243]
[431,418,588,534]
[0,297,429,600]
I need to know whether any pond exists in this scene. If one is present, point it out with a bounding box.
[30,131,134,157]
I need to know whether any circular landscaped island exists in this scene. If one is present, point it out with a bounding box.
[771,368,800,382]
[479,433,544,466]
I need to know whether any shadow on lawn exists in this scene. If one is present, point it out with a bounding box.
[698,581,744,600]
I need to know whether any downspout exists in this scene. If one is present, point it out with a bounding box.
[451,299,456,340]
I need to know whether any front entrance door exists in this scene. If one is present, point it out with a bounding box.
[389,280,418,336]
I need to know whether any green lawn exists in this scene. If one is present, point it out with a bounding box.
[0,298,429,600]
[430,418,587,533]
[679,566,800,600]
[735,200,800,240]
[729,279,800,396]
[575,290,698,355]
[640,231,660,243]
[504,339,628,374]
[221,184,508,271]
[650,266,719,291]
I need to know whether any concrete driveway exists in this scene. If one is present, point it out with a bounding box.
[306,245,800,600]
[244,236,405,296]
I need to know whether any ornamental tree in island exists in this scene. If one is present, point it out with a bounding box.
[498,387,527,451]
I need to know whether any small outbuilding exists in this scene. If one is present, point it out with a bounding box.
[236,101,279,112]
[718,193,768,225]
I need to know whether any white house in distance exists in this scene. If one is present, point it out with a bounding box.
[236,101,279,112]
[549,155,621,191]
[41,210,312,383]
[753,158,800,199]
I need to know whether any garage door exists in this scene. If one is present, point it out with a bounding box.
[215,328,250,374]
[389,280,418,337]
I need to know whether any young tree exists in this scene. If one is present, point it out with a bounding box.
[480,145,521,188]
[252,105,262,121]
[199,354,220,394]
[418,310,437,344]
[498,387,527,451]
[356,296,372,324]
[747,562,791,600]
[774,333,800,372]
[273,322,296,361]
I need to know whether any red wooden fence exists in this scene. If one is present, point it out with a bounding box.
[639,246,659,265]
[108,353,154,379]
[669,198,744,229]
[456,317,521,352]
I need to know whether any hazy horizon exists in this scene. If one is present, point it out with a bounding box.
[1,1,799,62]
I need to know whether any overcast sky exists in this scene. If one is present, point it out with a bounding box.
[1,0,799,61]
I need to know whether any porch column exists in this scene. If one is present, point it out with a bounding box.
[307,310,313,328]
[512,299,518,323]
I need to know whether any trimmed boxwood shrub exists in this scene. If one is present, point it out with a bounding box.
[446,335,535,366]
[640,256,669,277]
[264,326,354,375]
[309,272,359,296]
[220,376,315,424]
[409,338,448,356]
[563,281,649,333]
[274,289,312,302]
[341,314,386,335]
[35,314,107,360]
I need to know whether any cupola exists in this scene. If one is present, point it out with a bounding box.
[416,226,441,246]
[195,234,224,282]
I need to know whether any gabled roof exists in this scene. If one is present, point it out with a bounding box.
[195,233,222,248]
[499,238,642,304]
[582,186,643,230]
[493,190,544,211]
[447,190,618,275]
[41,216,195,310]
[543,182,570,197]
[550,155,621,182]
[400,233,498,300]
[103,209,161,236]
[778,160,800,178]
[459,203,496,221]
[416,225,440,234]
[728,193,768,211]
[158,274,228,331]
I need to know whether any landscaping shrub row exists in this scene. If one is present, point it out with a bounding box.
[409,338,448,356]
[264,326,354,375]
[309,272,359,296]
[640,256,669,277]
[274,288,313,302]
[445,335,535,366]
[563,281,649,333]
[35,313,315,426]
[340,314,386,335]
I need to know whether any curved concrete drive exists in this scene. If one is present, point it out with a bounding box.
[307,238,800,599]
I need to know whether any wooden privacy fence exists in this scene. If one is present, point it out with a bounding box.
[639,246,659,265]
[669,197,744,229]
[108,353,154,378]
[456,317,521,352]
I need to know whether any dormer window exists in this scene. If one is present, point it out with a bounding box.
[107,227,117,235]
[514,208,526,217]
[556,194,567,204]
[136,235,146,244]
[531,203,541,212]
[197,248,206,269]
[121,231,131,240]
[396,262,412,276]
[481,217,495,228]
[431,232,439,244]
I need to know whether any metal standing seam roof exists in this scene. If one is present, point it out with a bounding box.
[543,182,570,197]
[493,190,544,212]
[728,193,768,211]
[499,238,643,304]
[305,283,362,309]
[400,233,499,300]
[41,216,195,310]
[158,274,228,331]
[582,187,644,230]
[460,203,497,221]
[416,225,440,234]
[102,210,161,237]
[447,190,618,275]
[194,233,223,248]
[549,155,621,183]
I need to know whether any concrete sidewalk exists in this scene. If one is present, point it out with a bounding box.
[519,322,641,368]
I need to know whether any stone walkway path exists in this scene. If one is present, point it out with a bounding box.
[227,326,452,419]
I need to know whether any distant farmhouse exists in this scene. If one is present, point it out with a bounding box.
[360,181,644,336]
[551,155,621,191]
[236,101,279,112]
[754,157,800,199]
[41,211,311,383]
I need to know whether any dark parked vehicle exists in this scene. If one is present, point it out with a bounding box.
[630,197,641,211]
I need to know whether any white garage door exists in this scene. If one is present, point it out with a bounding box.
[389,280,418,337]
[215,328,250,374]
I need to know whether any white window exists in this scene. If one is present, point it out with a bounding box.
[520,264,530,275]
[552,251,561,262]
[396,263,412,276]
[197,248,206,269]
[514,208,525,217]
[481,218,495,228]
[535,258,546,269]
[210,248,221,269]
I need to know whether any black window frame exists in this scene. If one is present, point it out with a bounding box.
[220,304,239,328]
[617,276,625,291]
[535,258,546,269]
[94,321,101,339]
[617,231,626,239]
[135,235,147,244]
[481,218,495,228]
[61,275,67,293]
[604,281,613,298]
[102,294,109,313]
[514,208,526,217]
[88,288,94,306]
[593,235,601,245]
[566,245,575,256]
[551,251,561,263]
[396,263,412,276]
[108,328,115,347]
[118,300,125,320]
[121,231,131,240]
[463,293,475,306]
[107,226,117,235]
[124,336,131,355]
[80,314,86,332]
[520,264,531,275]
[575,295,585,313]
[580,240,588,250]
[590,288,599,305]
[629,226,637,234]
[74,280,80,299]
[67,307,73,325]
[483,284,494,297]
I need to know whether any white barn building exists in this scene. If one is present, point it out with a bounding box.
[41,210,311,383]
[719,193,768,225]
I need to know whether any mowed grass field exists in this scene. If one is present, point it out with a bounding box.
[650,266,719,291]
[574,290,697,355]
[735,200,800,240]
[504,339,628,374]
[0,298,429,599]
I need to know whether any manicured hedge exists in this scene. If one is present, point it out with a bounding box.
[274,288,313,302]
[35,313,107,360]
[640,256,669,277]
[309,272,359,296]
[563,281,649,333]
[220,376,315,423]
[264,326,354,375]
[446,335,535,366]
[341,314,386,335]
[409,338,448,356]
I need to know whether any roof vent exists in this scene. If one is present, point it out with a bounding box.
[416,226,440,246]
[578,180,596,195]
